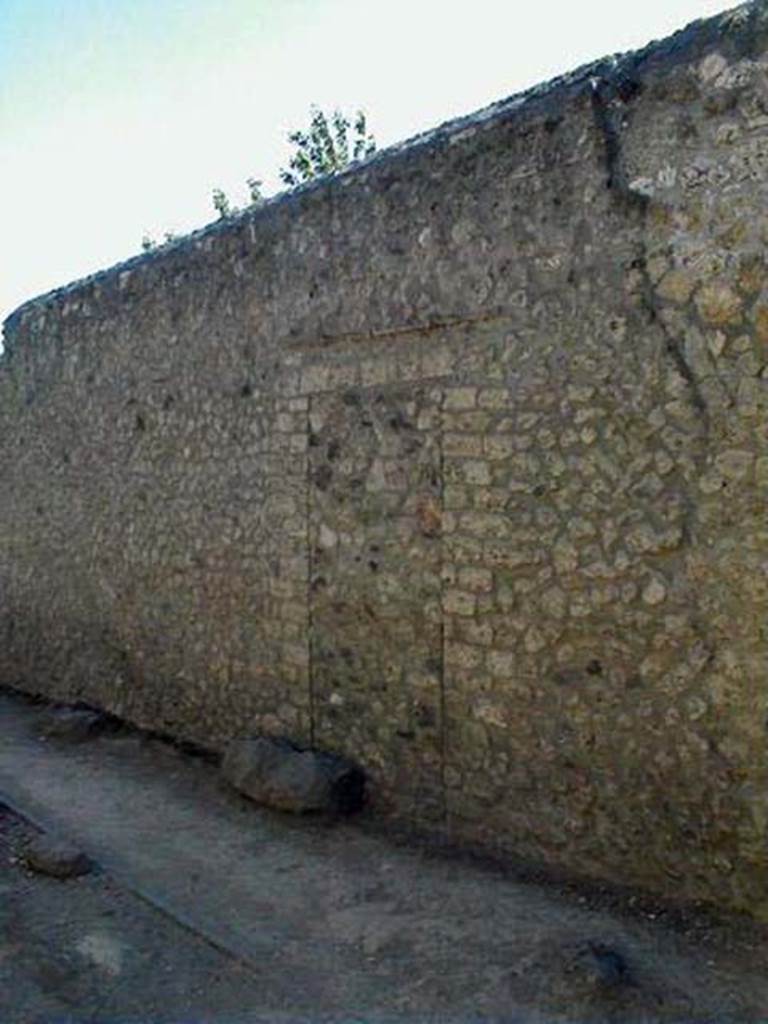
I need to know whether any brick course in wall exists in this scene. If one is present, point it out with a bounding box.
[2,3,767,917]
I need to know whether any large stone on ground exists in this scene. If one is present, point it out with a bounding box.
[25,835,93,879]
[221,736,365,814]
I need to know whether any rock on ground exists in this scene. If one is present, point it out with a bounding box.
[25,835,93,879]
[221,736,365,814]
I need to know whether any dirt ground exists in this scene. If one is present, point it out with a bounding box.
[1,689,767,1024]
[0,803,281,1024]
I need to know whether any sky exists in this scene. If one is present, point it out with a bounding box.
[1,0,732,327]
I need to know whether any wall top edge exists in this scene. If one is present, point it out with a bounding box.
[2,0,762,346]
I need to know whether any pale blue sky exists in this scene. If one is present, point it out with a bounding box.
[1,0,730,325]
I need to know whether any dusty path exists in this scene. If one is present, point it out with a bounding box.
[1,689,766,1023]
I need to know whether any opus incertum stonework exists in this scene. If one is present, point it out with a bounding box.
[2,3,767,918]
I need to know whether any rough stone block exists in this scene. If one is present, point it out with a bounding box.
[221,736,366,814]
[25,835,93,879]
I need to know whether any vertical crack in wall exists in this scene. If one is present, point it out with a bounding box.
[588,75,710,427]
[741,0,764,61]
[437,386,448,828]
[305,396,316,747]
[589,75,710,552]
[588,72,720,692]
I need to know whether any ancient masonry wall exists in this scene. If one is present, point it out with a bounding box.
[2,5,767,917]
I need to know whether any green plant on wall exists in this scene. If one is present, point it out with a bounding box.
[211,188,233,221]
[279,106,376,187]
[141,106,376,248]
[141,231,179,252]
[211,106,376,218]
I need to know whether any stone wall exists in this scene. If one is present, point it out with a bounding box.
[2,4,767,917]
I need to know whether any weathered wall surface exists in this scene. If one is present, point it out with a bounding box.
[2,4,767,916]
